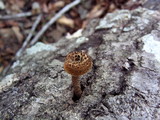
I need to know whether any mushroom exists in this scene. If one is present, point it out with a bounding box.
[64,51,93,99]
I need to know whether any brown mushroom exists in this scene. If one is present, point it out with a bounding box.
[64,51,92,99]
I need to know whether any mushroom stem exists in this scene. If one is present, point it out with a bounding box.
[72,76,82,98]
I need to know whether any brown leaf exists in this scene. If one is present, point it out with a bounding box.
[48,1,65,12]
[42,3,49,13]
[108,3,116,12]
[0,21,18,28]
[12,26,24,43]
[0,28,21,67]
[86,5,106,19]
[0,66,4,73]
[9,0,25,8]
[6,0,25,13]
[57,16,74,28]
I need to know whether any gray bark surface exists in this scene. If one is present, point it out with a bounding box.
[0,8,160,120]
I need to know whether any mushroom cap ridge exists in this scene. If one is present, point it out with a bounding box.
[64,51,92,76]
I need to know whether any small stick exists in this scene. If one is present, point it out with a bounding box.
[16,14,42,57]
[30,0,81,46]
[0,12,33,20]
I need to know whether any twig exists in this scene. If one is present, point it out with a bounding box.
[16,14,42,57]
[0,12,33,20]
[30,0,81,45]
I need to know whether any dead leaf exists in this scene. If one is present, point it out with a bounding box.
[108,3,116,12]
[0,21,18,28]
[0,66,3,73]
[8,0,25,8]
[6,0,25,13]
[0,28,21,67]
[12,26,24,43]
[54,1,65,8]
[57,16,74,28]
[86,5,106,19]
[48,1,65,12]
[42,3,49,13]
[0,28,14,38]
[45,24,67,42]
[0,40,3,49]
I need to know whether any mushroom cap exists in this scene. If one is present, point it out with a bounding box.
[64,51,93,76]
